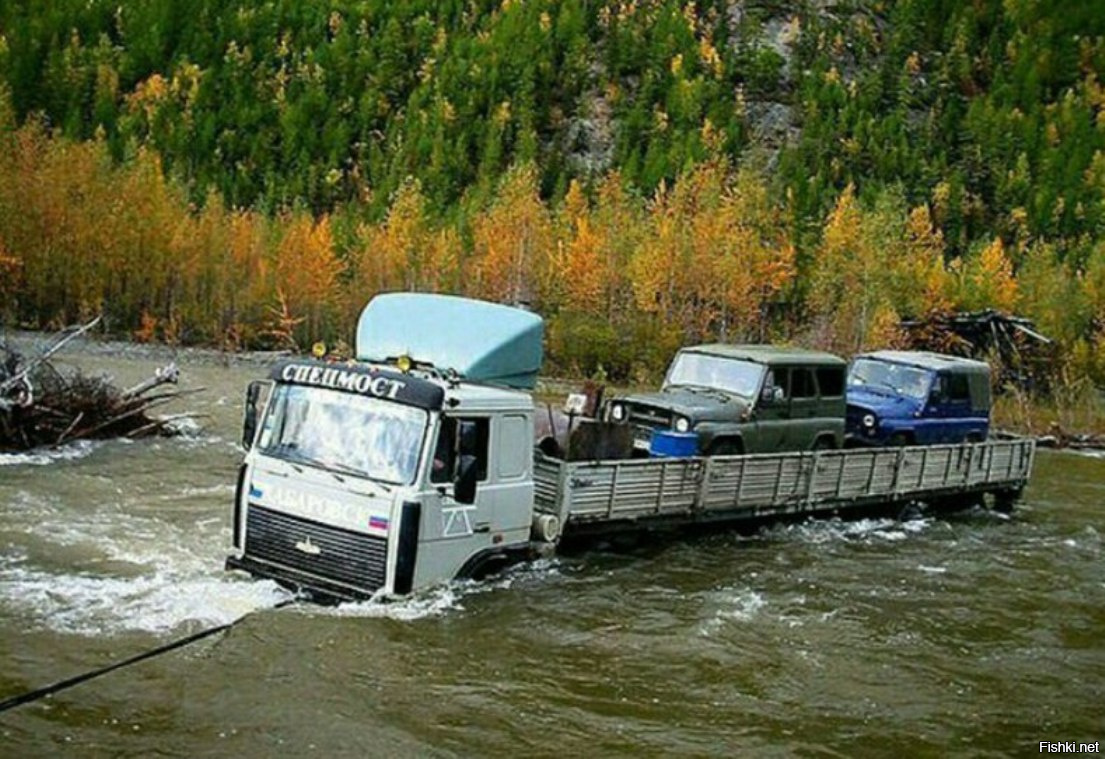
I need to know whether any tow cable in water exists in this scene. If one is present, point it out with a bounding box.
[0,597,299,714]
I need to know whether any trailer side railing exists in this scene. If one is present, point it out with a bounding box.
[534,438,1034,530]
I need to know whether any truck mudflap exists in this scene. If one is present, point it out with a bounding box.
[225,554,375,603]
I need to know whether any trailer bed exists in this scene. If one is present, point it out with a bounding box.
[534,438,1035,537]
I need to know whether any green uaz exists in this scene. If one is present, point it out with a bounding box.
[607,345,847,455]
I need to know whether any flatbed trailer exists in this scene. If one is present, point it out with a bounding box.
[534,438,1035,540]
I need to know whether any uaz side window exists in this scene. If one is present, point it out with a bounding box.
[816,368,844,397]
[947,374,971,401]
[790,368,817,398]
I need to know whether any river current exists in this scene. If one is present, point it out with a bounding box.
[0,340,1102,756]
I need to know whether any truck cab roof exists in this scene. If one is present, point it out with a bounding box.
[681,344,846,367]
[356,293,543,389]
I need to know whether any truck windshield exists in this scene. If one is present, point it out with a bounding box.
[849,359,930,400]
[257,384,427,485]
[665,353,765,398]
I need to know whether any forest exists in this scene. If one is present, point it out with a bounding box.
[0,1,1103,409]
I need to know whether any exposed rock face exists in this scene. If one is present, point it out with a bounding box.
[564,87,616,178]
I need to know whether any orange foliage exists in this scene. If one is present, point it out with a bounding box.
[628,162,796,343]
[357,179,459,297]
[275,213,343,343]
[470,164,553,306]
[966,237,1018,312]
[556,180,608,313]
[3,103,1102,387]
[903,205,952,315]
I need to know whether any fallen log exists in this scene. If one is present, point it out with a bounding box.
[1,321,202,452]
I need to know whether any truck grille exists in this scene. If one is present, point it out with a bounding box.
[245,505,387,593]
[628,405,672,428]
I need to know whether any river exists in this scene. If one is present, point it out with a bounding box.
[1,340,1102,756]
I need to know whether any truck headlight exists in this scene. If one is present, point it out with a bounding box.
[862,414,876,428]
[610,403,627,423]
[674,416,691,433]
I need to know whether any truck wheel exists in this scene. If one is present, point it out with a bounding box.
[993,488,1021,514]
[708,439,744,456]
[888,433,912,447]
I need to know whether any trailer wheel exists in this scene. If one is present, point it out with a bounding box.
[993,488,1021,514]
[898,502,925,521]
[812,436,836,451]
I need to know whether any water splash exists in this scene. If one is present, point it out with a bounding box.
[317,558,564,622]
[0,564,285,636]
[0,440,100,467]
[767,516,935,545]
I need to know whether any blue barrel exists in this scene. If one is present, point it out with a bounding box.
[649,430,699,458]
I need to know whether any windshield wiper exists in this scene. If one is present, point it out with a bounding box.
[270,445,351,482]
[267,443,401,490]
[670,383,737,399]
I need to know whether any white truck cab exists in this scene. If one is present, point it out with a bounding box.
[226,294,550,600]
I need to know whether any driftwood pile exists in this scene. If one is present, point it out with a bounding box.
[0,318,200,452]
[900,309,1055,390]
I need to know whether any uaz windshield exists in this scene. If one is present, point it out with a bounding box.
[258,384,427,485]
[664,353,765,398]
[849,359,931,400]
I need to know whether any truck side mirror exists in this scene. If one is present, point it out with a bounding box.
[454,454,479,505]
[242,380,268,449]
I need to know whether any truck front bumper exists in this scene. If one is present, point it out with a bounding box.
[226,554,376,603]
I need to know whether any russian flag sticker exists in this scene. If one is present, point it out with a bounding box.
[369,515,390,531]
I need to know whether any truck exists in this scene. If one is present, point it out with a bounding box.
[846,351,991,446]
[226,294,1035,601]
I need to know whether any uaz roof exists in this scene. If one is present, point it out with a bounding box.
[681,344,846,366]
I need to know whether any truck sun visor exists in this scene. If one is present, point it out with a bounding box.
[270,359,445,410]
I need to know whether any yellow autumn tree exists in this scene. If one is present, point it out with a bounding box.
[958,237,1018,312]
[221,209,272,346]
[901,204,952,316]
[629,178,692,328]
[274,212,343,344]
[358,179,428,294]
[590,171,643,321]
[470,164,553,306]
[555,179,608,314]
[809,186,937,352]
[808,184,874,351]
[630,162,795,343]
[710,170,796,341]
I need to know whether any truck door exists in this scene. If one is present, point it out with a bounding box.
[418,412,532,585]
[419,415,493,584]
